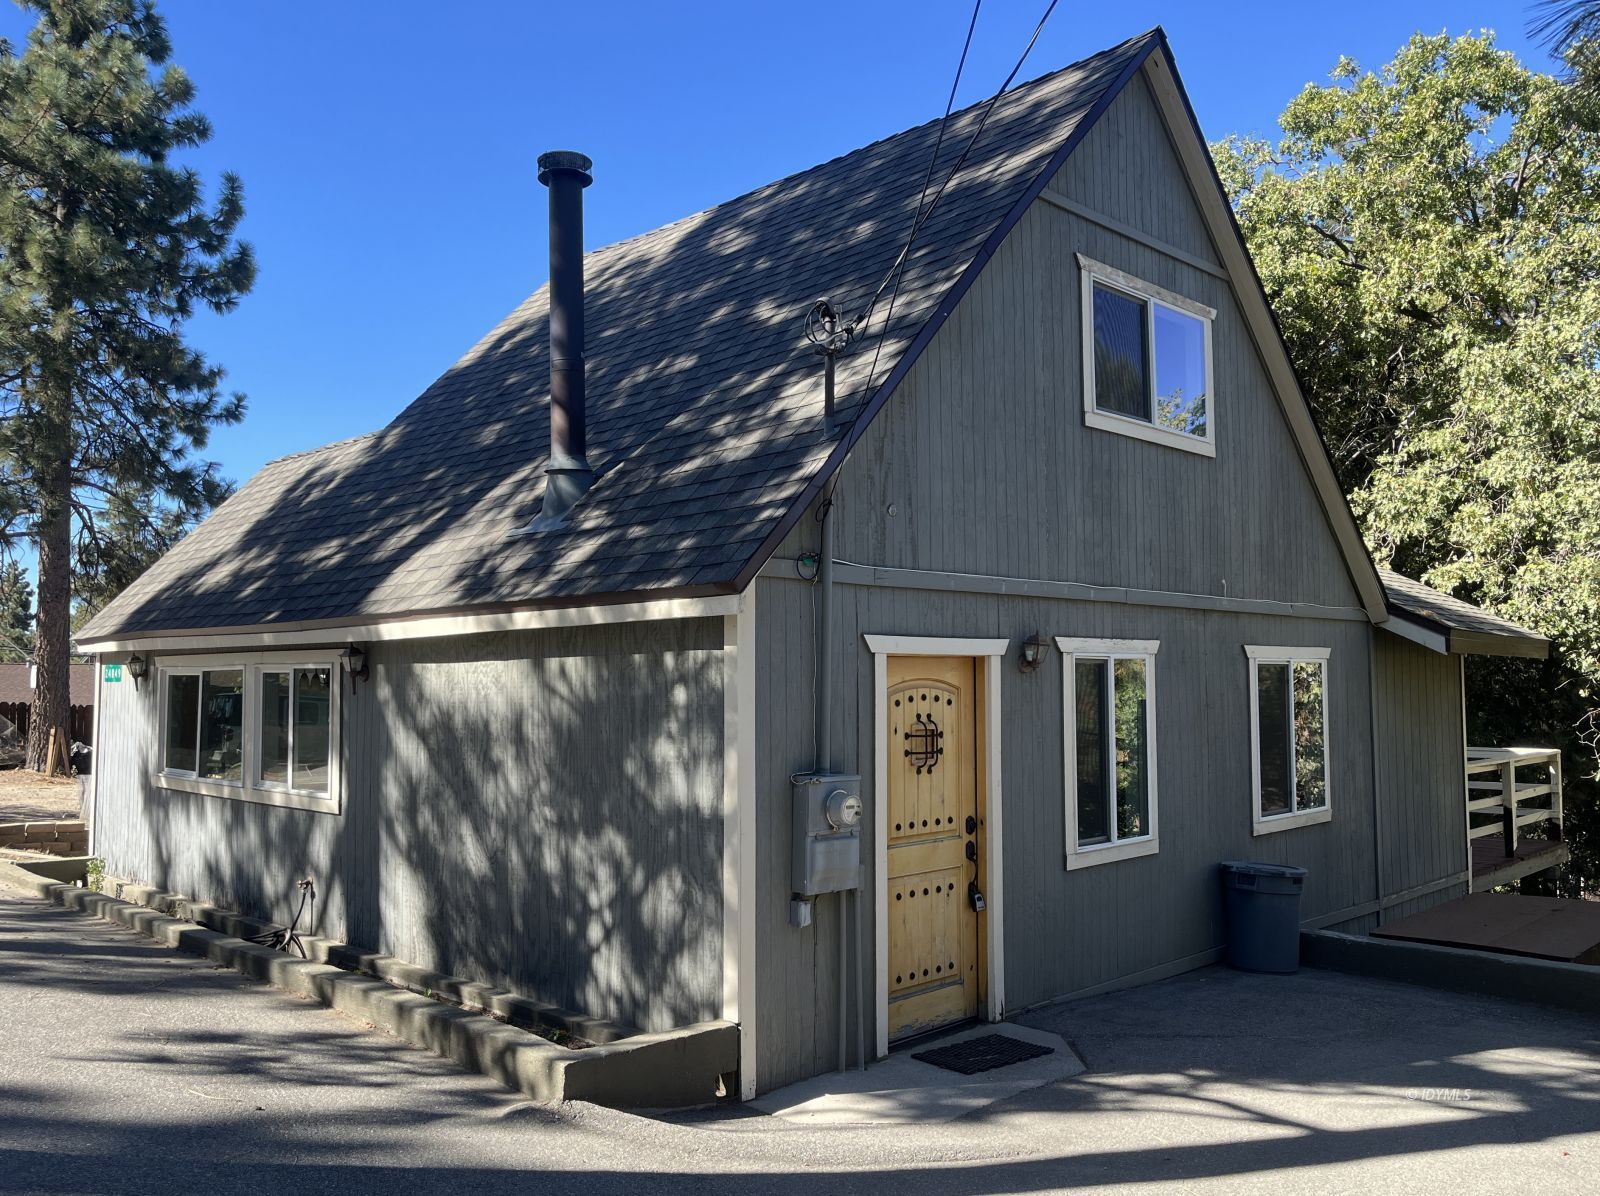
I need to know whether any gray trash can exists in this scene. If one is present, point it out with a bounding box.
[1220,861,1307,973]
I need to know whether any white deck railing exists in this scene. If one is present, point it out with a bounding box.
[1465,746,1563,858]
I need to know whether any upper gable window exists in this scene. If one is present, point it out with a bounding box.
[1078,254,1215,457]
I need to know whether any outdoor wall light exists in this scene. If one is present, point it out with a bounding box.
[340,643,369,693]
[126,653,149,690]
[1017,631,1050,674]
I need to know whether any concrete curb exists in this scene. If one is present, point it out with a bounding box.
[0,860,738,1108]
[1302,929,1600,1017]
[96,877,638,1047]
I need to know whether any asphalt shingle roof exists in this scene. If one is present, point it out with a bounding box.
[0,663,96,706]
[81,32,1156,641]
[1379,569,1548,652]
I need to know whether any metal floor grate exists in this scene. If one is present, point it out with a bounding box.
[912,1033,1054,1075]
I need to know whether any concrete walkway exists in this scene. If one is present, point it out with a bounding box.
[1,886,1597,1195]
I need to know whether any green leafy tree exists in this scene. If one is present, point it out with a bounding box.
[0,0,253,771]
[1214,33,1600,894]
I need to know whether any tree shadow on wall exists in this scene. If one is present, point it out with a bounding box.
[358,619,725,1033]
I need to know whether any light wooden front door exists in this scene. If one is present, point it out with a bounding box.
[886,655,984,1041]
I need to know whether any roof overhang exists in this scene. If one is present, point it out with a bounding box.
[1379,607,1550,660]
[75,590,745,655]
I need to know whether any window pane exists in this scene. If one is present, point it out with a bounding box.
[1256,663,1292,816]
[163,674,199,773]
[1293,661,1327,811]
[1075,659,1110,845]
[1153,303,1207,438]
[198,670,244,782]
[1114,658,1150,839]
[259,671,291,785]
[1093,284,1150,421]
[292,667,332,793]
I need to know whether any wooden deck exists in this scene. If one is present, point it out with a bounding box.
[1375,891,1600,964]
[1470,835,1569,893]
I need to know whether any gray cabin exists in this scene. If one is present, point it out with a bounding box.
[78,29,1561,1100]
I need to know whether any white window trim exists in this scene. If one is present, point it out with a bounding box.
[1078,253,1217,459]
[154,650,344,814]
[1057,636,1160,870]
[1244,645,1331,836]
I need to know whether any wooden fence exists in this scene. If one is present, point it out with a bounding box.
[0,702,94,745]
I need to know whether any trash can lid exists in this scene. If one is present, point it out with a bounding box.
[1220,860,1307,878]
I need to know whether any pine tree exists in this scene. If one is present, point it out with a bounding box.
[0,0,254,771]
[0,560,33,661]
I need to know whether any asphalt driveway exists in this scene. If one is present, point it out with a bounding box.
[0,887,1595,1195]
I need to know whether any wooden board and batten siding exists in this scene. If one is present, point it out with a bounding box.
[92,617,726,1035]
[752,66,1463,1091]
[1369,634,1470,924]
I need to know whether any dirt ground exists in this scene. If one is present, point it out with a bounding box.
[0,770,81,822]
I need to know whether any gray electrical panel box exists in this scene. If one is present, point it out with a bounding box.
[791,772,863,896]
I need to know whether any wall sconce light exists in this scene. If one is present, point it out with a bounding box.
[126,653,149,691]
[340,643,369,693]
[1017,631,1049,674]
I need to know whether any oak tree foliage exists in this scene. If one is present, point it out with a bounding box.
[1214,33,1600,892]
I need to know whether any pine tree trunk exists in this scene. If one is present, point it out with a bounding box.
[25,455,72,775]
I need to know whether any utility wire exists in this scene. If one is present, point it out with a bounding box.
[850,0,981,403]
[851,0,1062,406]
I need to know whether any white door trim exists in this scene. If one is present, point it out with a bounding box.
[866,634,1009,1058]
[721,588,758,1098]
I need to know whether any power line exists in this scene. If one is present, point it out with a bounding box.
[850,0,1062,406]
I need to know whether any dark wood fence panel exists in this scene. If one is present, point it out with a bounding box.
[0,702,94,744]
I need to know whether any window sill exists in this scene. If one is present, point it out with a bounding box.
[1252,806,1331,836]
[1084,408,1215,458]
[155,773,340,814]
[1066,835,1159,870]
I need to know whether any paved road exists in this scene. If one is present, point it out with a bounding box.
[1,887,1596,1195]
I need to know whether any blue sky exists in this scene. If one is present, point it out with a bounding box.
[0,0,1556,491]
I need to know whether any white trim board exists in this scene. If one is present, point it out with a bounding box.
[78,593,744,654]
[721,590,758,1100]
[867,633,1009,1060]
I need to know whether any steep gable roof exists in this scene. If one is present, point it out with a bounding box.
[80,29,1386,646]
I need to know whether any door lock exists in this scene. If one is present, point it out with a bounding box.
[965,815,978,835]
[968,880,987,913]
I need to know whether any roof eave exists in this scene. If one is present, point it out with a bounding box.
[1379,607,1549,660]
[75,582,746,654]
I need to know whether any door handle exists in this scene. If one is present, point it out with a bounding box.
[964,839,986,911]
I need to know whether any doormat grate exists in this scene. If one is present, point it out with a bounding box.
[912,1033,1054,1075]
